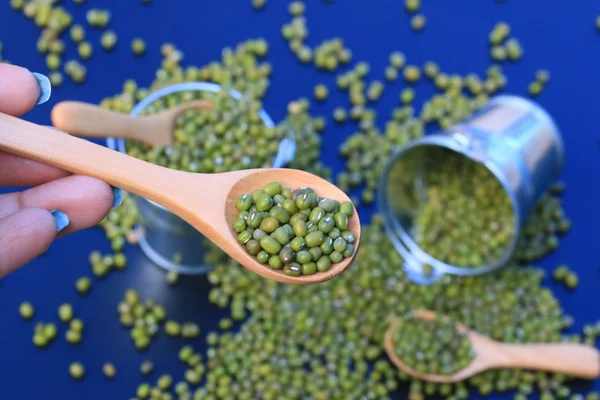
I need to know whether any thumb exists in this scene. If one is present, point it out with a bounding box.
[0,208,68,277]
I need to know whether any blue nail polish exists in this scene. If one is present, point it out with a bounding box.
[31,72,52,105]
[111,186,123,208]
[50,210,70,233]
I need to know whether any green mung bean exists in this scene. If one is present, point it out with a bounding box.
[252,0,267,10]
[536,69,550,84]
[70,24,85,43]
[405,0,420,13]
[528,81,543,97]
[166,271,179,285]
[78,41,92,59]
[505,38,523,61]
[58,303,74,322]
[101,30,117,51]
[103,363,117,379]
[140,361,154,376]
[131,38,146,55]
[69,362,85,380]
[404,65,421,83]
[411,14,426,31]
[314,84,329,101]
[19,302,34,320]
[70,319,83,332]
[65,329,82,344]
[390,52,406,69]
[75,277,92,294]
[289,1,305,16]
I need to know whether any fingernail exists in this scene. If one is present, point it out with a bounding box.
[50,210,70,233]
[31,72,52,105]
[111,186,123,209]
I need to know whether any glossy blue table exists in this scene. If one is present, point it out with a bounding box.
[1,0,599,398]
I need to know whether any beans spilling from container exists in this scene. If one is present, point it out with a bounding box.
[234,183,356,276]
[413,148,516,268]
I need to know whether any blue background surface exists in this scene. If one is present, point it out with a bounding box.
[1,0,600,399]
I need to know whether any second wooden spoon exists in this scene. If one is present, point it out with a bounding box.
[384,310,600,383]
[51,100,213,146]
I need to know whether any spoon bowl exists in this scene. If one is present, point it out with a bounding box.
[384,310,600,383]
[0,112,360,284]
[51,100,213,146]
[221,168,361,283]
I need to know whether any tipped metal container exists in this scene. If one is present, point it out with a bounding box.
[107,82,296,275]
[379,95,564,284]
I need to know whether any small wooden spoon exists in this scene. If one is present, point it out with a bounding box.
[384,310,600,383]
[50,100,214,146]
[0,112,360,284]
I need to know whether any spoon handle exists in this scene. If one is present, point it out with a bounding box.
[501,342,600,379]
[51,101,146,141]
[0,112,180,203]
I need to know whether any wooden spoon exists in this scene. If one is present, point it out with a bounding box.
[0,112,360,284]
[384,310,600,383]
[50,100,214,146]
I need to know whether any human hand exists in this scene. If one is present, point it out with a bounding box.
[0,64,122,277]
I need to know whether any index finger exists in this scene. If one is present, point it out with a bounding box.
[0,64,50,116]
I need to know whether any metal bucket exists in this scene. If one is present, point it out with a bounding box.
[379,95,564,284]
[107,82,296,275]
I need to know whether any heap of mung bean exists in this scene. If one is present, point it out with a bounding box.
[413,148,516,268]
[117,289,201,349]
[9,2,598,398]
[81,29,587,398]
[118,289,166,350]
[313,38,353,71]
[392,313,476,376]
[197,217,599,400]
[514,185,572,263]
[234,183,356,276]
[71,31,589,400]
